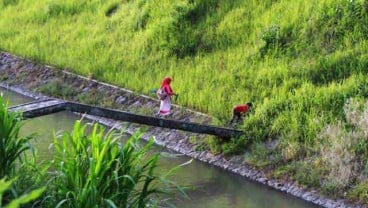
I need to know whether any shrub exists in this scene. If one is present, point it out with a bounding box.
[348,180,368,204]
[261,24,281,50]
[279,140,302,162]
[318,122,359,189]
[0,95,33,179]
[294,160,321,188]
[244,142,271,167]
[45,120,178,207]
[260,24,294,56]
[0,95,45,206]
[273,164,294,180]
[321,178,346,197]
[221,136,250,156]
[317,98,368,193]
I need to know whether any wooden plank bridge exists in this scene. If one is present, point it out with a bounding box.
[9,99,244,138]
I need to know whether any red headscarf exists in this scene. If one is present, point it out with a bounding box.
[160,77,172,87]
[160,77,174,96]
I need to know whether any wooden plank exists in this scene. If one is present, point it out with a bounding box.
[9,99,67,119]
[8,99,244,138]
[8,99,54,109]
[66,101,244,138]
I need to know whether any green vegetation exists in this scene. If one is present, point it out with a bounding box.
[45,121,175,207]
[0,95,45,206]
[0,95,179,207]
[36,79,79,99]
[0,178,45,208]
[0,96,32,179]
[318,99,368,199]
[1,0,368,204]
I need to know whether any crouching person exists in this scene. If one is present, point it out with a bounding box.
[229,102,252,124]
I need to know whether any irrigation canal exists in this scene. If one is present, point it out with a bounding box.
[1,87,319,208]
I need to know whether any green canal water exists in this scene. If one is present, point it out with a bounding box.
[1,88,319,208]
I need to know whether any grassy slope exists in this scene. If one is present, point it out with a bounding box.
[1,0,368,202]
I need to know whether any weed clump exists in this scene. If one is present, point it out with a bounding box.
[46,121,177,207]
[317,98,368,197]
[36,79,79,99]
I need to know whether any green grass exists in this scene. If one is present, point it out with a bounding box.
[0,0,367,144]
[1,0,368,203]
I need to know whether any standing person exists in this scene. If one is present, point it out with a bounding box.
[156,77,176,117]
[229,102,252,124]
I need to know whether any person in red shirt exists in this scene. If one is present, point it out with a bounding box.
[229,102,252,124]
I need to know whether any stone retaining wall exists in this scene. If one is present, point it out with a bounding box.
[0,51,361,208]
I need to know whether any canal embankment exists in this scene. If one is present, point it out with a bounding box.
[0,51,361,208]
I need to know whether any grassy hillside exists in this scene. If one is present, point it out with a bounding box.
[1,0,368,203]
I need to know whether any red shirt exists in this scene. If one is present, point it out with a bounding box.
[233,104,250,113]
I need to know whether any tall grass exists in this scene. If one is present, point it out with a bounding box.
[0,95,33,178]
[1,0,367,149]
[315,98,368,196]
[45,121,177,208]
[0,94,45,206]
